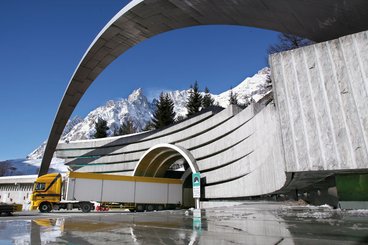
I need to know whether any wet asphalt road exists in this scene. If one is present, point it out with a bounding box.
[0,201,368,244]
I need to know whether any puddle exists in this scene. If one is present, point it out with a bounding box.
[0,203,368,244]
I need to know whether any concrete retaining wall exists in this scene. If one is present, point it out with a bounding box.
[205,104,287,198]
[270,30,368,172]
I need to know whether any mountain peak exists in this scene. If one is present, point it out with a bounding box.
[257,67,271,75]
[128,88,144,103]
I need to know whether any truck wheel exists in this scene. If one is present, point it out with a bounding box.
[157,205,164,211]
[80,202,92,213]
[146,204,154,212]
[39,202,51,213]
[136,204,145,212]
[53,204,60,211]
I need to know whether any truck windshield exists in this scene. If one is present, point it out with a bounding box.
[34,182,46,191]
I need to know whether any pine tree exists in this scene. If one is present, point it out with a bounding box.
[176,115,186,123]
[186,81,203,116]
[115,119,136,136]
[94,118,109,138]
[229,89,239,106]
[143,121,155,131]
[202,87,214,109]
[152,92,176,129]
[0,162,10,177]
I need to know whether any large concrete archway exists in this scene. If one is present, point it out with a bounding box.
[39,0,368,176]
[133,143,199,178]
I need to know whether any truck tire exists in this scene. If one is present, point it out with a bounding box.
[80,202,92,213]
[157,204,164,211]
[136,204,145,212]
[146,204,154,212]
[39,202,52,213]
[53,204,60,211]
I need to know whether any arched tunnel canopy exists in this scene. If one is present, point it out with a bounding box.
[39,0,368,176]
[133,144,199,179]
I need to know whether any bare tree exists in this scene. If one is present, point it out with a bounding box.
[268,33,314,54]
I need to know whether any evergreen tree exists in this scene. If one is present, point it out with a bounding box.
[268,33,314,54]
[94,118,109,138]
[152,92,176,129]
[229,89,239,106]
[115,119,136,136]
[175,115,186,123]
[202,87,214,109]
[186,81,203,116]
[143,121,155,131]
[0,162,10,177]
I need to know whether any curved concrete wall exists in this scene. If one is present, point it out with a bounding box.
[204,104,287,198]
[56,98,287,198]
[56,106,240,172]
[40,0,368,176]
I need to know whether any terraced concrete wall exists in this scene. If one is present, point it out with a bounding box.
[56,100,287,198]
[56,106,241,174]
[204,103,287,198]
[270,30,368,173]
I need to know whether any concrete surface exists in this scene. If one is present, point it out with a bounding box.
[40,0,368,176]
[55,98,287,198]
[1,202,368,244]
[270,30,368,172]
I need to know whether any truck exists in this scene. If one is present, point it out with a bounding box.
[30,172,182,213]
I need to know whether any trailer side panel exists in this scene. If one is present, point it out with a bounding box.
[68,178,103,201]
[64,172,182,206]
[101,180,135,202]
[168,184,182,204]
[135,182,168,204]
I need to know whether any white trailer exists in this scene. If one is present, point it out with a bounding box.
[31,172,182,212]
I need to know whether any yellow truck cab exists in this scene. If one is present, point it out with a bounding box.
[31,173,62,212]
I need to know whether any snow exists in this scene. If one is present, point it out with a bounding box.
[0,158,67,176]
[346,209,368,216]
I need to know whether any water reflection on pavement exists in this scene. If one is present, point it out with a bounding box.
[1,202,368,244]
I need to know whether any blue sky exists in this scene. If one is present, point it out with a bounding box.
[0,0,279,160]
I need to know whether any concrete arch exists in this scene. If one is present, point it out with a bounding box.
[133,143,199,178]
[39,0,368,176]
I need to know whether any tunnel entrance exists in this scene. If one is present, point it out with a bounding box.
[133,144,199,208]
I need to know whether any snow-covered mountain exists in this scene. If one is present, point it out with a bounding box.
[61,88,155,143]
[27,67,271,160]
[214,67,272,106]
[0,158,68,176]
